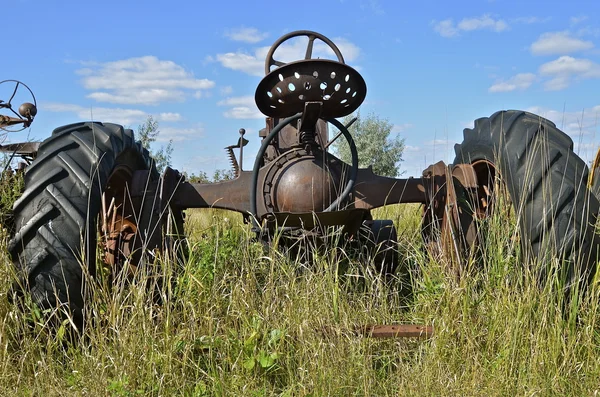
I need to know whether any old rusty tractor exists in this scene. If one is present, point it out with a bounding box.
[6,31,600,329]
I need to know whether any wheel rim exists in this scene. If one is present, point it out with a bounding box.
[101,164,140,273]
[421,159,501,267]
[470,159,497,219]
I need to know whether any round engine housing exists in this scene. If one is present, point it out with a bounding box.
[268,154,341,212]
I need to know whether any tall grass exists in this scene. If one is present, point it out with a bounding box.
[1,199,600,395]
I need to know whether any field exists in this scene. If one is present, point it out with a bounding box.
[1,199,600,396]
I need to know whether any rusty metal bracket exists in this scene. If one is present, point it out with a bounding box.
[358,324,434,338]
[322,324,434,338]
[421,161,480,272]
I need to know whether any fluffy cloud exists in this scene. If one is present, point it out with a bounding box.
[220,86,233,95]
[43,103,183,127]
[158,112,182,122]
[217,96,255,107]
[433,20,459,38]
[570,16,588,25]
[488,73,536,92]
[511,16,551,24]
[538,56,600,90]
[530,31,594,55]
[225,27,269,44]
[216,52,265,77]
[433,14,508,38]
[43,102,147,125]
[217,96,263,119]
[425,139,451,146]
[391,123,413,133]
[158,125,205,142]
[78,56,215,105]
[539,56,600,75]
[458,15,508,32]
[214,36,360,77]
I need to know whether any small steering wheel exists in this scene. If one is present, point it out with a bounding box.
[264,30,345,75]
[0,80,37,132]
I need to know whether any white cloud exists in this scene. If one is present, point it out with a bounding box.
[217,96,263,119]
[489,73,536,92]
[79,56,215,105]
[87,90,182,105]
[214,36,360,76]
[425,139,451,146]
[323,38,361,62]
[216,52,265,77]
[432,19,458,38]
[360,0,384,15]
[158,125,205,142]
[433,14,508,38]
[539,56,599,75]
[512,16,551,24]
[225,27,269,44]
[43,103,187,129]
[570,15,588,25]
[403,145,421,152]
[217,96,255,107]
[576,26,600,38]
[543,76,570,91]
[158,112,182,122]
[43,102,147,125]
[391,123,413,133]
[530,31,594,55]
[223,107,264,119]
[220,86,233,95]
[538,56,600,90]
[458,15,508,32]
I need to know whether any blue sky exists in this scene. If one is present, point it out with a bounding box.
[3,0,600,176]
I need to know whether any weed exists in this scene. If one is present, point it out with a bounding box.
[0,200,599,394]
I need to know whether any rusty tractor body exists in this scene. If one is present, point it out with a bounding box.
[5,31,600,333]
[163,31,485,269]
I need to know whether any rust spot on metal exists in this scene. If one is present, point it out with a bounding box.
[358,324,434,338]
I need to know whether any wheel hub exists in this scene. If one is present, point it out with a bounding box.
[261,147,341,212]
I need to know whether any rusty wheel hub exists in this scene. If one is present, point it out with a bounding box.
[100,165,141,274]
[421,159,497,272]
[103,214,137,269]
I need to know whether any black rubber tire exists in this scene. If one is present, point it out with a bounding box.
[361,219,399,276]
[8,122,158,327]
[454,110,600,291]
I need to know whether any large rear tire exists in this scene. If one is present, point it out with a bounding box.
[453,110,600,291]
[8,122,160,327]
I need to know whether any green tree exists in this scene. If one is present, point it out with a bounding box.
[185,168,236,184]
[212,168,236,182]
[137,115,173,173]
[185,170,210,184]
[332,112,405,177]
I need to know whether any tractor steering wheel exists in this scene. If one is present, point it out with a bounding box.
[264,30,346,75]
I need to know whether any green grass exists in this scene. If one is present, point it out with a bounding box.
[1,202,600,396]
